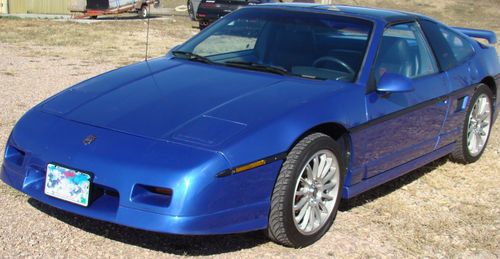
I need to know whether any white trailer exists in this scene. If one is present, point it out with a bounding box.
[69,0,159,19]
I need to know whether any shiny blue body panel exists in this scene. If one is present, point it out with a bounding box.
[2,4,499,235]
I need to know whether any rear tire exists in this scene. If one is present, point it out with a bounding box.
[267,133,344,248]
[450,84,494,164]
[139,6,149,19]
[199,21,207,30]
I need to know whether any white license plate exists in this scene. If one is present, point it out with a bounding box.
[44,163,91,207]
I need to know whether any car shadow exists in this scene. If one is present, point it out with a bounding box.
[339,156,449,211]
[28,157,449,254]
[28,199,269,256]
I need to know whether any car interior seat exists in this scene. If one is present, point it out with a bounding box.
[374,36,415,81]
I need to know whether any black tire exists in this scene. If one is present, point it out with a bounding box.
[187,0,195,21]
[450,84,494,164]
[199,21,207,30]
[139,6,149,19]
[89,16,98,19]
[267,133,345,248]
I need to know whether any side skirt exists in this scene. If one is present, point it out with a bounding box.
[342,143,455,199]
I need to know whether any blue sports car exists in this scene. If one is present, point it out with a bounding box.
[2,3,499,247]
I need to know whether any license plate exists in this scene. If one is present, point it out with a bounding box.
[44,163,91,207]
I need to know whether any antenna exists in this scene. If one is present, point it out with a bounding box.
[145,3,151,61]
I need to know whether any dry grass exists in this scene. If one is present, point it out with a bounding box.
[0,0,499,257]
[0,16,198,65]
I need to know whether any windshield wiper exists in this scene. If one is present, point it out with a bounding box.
[223,61,325,80]
[171,51,214,64]
[224,61,289,76]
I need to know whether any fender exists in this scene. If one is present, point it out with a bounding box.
[215,80,367,168]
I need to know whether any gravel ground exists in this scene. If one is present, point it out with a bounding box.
[1,41,499,258]
[0,1,500,257]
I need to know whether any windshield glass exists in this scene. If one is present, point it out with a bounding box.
[176,8,373,81]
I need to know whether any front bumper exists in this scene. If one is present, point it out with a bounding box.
[1,162,279,235]
[1,109,282,235]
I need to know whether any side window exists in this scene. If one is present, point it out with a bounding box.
[439,26,475,65]
[374,22,439,81]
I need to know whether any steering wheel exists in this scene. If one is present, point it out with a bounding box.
[313,56,355,75]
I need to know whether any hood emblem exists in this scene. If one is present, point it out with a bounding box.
[83,135,96,145]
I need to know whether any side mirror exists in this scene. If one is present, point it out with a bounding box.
[376,73,414,93]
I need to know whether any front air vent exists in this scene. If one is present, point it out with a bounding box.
[131,184,173,207]
[5,145,25,166]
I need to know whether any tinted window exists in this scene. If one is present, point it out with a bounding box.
[373,22,438,81]
[178,8,373,82]
[439,26,475,64]
[419,20,455,70]
[420,20,475,70]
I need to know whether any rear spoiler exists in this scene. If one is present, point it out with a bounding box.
[452,27,497,44]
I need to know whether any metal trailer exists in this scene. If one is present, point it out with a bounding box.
[70,0,159,19]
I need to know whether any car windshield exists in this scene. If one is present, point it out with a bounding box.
[175,8,373,81]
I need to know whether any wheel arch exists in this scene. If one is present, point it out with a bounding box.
[481,76,497,105]
[289,122,352,172]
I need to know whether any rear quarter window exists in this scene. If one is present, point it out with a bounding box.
[420,20,475,70]
[439,26,475,64]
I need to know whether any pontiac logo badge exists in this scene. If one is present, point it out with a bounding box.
[83,135,96,145]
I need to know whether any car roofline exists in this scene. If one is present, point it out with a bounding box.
[256,3,423,24]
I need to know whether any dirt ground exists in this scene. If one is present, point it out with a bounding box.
[0,0,499,258]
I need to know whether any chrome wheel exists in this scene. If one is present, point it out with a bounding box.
[467,94,492,157]
[292,150,339,235]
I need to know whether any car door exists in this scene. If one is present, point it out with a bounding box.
[352,22,449,179]
[419,20,477,149]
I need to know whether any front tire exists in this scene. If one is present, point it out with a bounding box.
[267,133,344,247]
[450,84,494,163]
[187,0,195,21]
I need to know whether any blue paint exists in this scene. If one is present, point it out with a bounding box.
[453,27,497,44]
[376,73,414,93]
[1,5,499,235]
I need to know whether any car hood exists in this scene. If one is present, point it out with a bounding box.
[40,57,348,148]
[40,57,280,142]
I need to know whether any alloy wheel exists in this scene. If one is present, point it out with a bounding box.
[467,93,492,157]
[292,150,340,235]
